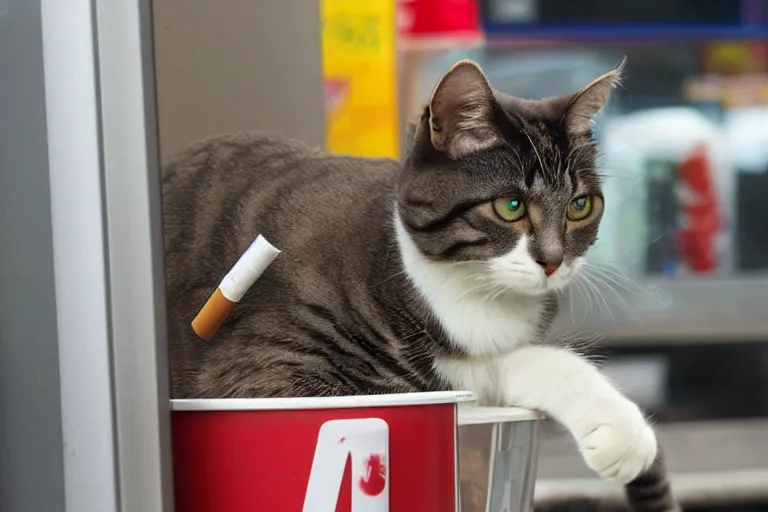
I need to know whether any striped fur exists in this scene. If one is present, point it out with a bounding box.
[624,448,680,512]
[162,60,678,511]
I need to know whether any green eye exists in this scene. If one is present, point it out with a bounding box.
[493,198,526,221]
[567,196,593,221]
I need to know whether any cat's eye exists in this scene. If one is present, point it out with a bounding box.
[493,198,526,222]
[567,196,593,221]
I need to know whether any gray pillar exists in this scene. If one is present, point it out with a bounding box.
[0,0,66,510]
[2,0,176,511]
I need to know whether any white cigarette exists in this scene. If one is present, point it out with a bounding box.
[219,235,281,302]
[191,235,280,340]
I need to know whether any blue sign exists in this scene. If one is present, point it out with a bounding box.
[481,0,768,39]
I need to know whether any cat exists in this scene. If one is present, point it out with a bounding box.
[162,59,677,511]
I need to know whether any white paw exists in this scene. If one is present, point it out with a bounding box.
[576,401,657,483]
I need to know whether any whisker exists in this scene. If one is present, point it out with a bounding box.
[583,262,659,296]
[372,269,408,288]
[568,280,575,320]
[582,273,616,324]
[454,280,498,302]
[596,173,634,181]
[574,279,592,326]
[486,284,509,303]
[567,283,576,324]
[578,263,661,326]
[508,145,523,167]
[522,127,546,177]
[584,271,638,323]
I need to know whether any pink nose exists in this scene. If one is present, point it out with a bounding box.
[544,264,559,277]
[537,261,561,277]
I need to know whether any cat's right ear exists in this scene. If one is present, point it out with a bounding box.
[428,60,500,159]
[562,58,625,135]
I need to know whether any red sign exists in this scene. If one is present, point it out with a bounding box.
[397,0,480,37]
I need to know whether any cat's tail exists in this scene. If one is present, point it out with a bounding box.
[624,446,681,512]
[533,449,680,512]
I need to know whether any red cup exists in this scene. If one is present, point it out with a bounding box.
[171,391,476,512]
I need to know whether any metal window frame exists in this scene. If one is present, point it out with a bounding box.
[42,0,175,510]
[96,0,175,509]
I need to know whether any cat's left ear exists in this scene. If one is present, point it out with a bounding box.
[562,58,625,135]
[429,60,500,159]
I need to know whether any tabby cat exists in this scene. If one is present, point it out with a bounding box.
[163,60,677,511]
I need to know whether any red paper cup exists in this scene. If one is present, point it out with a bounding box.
[171,391,475,512]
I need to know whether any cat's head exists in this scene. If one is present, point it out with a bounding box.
[396,59,623,297]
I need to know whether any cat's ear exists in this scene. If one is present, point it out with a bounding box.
[562,58,625,135]
[429,60,499,159]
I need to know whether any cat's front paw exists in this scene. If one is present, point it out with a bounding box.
[576,401,657,483]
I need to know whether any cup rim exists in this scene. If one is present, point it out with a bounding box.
[457,404,543,424]
[170,390,477,411]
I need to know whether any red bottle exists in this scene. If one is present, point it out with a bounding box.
[677,144,721,273]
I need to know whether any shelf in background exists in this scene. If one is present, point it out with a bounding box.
[535,418,768,507]
[554,275,768,345]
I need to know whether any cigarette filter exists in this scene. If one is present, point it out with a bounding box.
[191,235,281,340]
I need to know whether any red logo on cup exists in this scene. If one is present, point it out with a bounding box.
[302,418,389,512]
[359,453,387,496]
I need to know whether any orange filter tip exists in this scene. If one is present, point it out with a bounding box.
[191,288,237,341]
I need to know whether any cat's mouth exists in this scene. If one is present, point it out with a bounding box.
[486,257,581,297]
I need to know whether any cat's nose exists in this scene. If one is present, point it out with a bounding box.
[536,259,562,277]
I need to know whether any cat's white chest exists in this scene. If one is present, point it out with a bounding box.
[419,274,544,407]
[428,286,542,356]
[394,217,543,356]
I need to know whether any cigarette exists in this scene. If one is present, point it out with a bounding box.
[191,235,281,340]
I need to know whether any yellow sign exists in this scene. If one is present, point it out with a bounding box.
[321,0,399,158]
